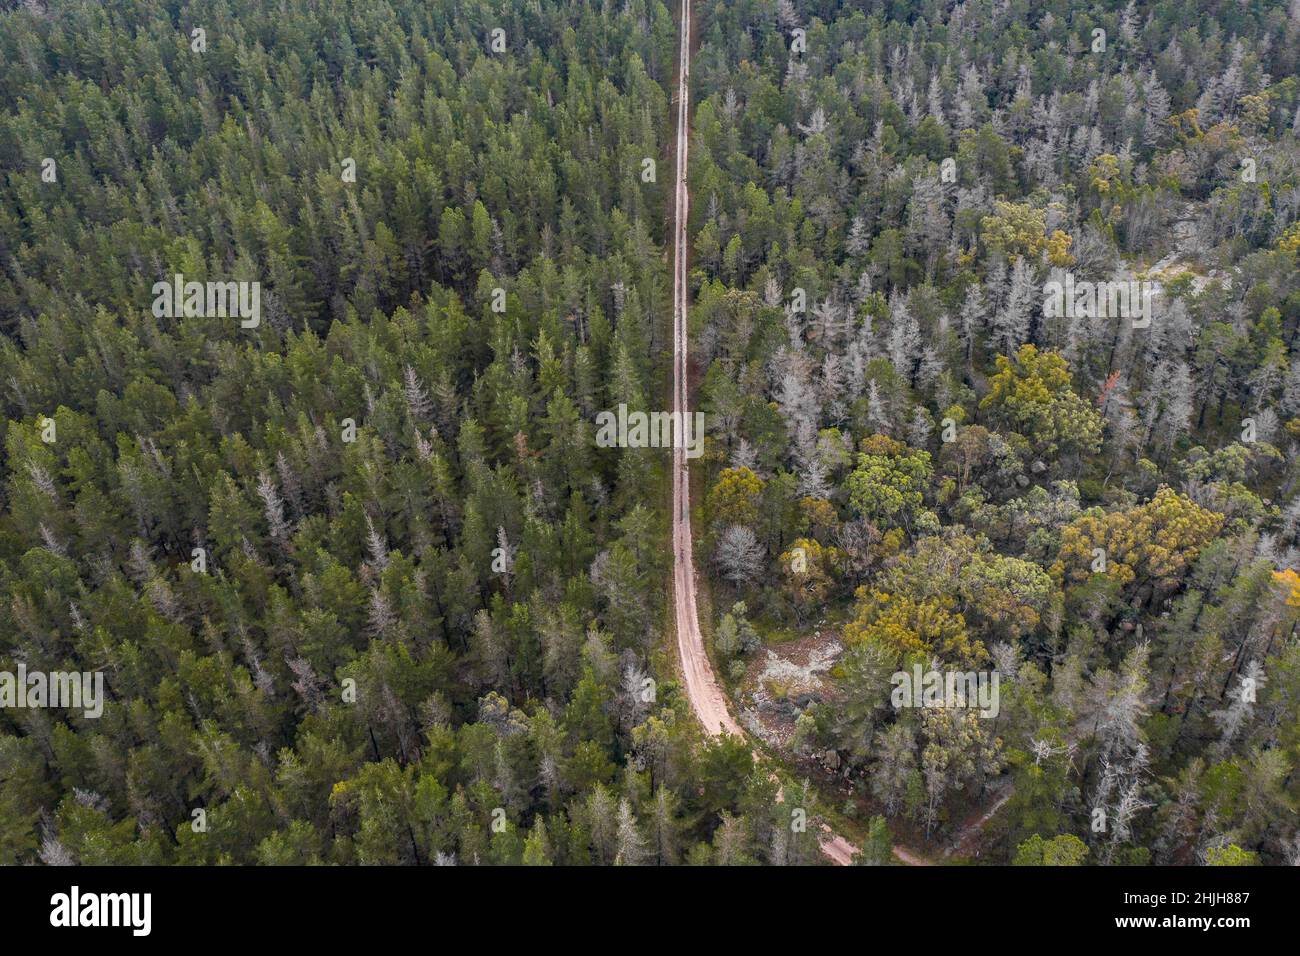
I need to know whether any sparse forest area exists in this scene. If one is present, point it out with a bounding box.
[692,0,1300,864]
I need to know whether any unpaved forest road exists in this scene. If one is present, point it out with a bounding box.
[670,0,742,742]
[667,0,918,867]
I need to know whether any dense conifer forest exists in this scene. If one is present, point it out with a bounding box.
[0,0,757,867]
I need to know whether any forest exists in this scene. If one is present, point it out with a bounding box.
[692,0,1300,864]
[1,0,1298,867]
[0,0,811,867]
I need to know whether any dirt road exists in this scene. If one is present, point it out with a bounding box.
[668,0,869,865]
[670,0,743,741]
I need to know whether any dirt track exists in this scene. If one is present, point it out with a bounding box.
[667,0,883,866]
[669,0,743,742]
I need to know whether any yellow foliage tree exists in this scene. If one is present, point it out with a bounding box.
[1052,487,1225,590]
[980,200,1046,262]
[706,466,764,529]
[1088,154,1123,194]
[981,344,1103,456]
[779,537,840,621]
[842,588,986,667]
[1278,222,1300,257]
[1274,568,1300,609]
[1046,229,1076,267]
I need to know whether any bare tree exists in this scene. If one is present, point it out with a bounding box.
[714,525,764,586]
